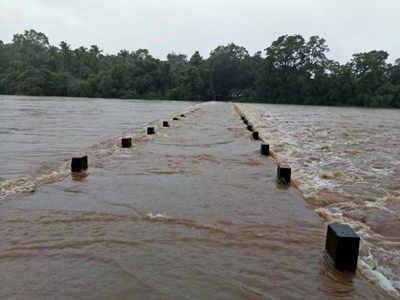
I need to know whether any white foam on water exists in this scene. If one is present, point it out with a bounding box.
[316,204,400,296]
[146,213,168,219]
[0,164,70,200]
[236,103,400,296]
[359,259,399,297]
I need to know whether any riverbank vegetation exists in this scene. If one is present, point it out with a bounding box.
[1,29,399,107]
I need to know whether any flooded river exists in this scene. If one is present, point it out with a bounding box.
[0,96,192,199]
[0,96,398,299]
[237,103,400,297]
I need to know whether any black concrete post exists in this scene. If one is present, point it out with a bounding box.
[71,157,83,173]
[247,125,253,132]
[244,119,248,125]
[173,117,179,121]
[147,127,155,135]
[325,223,360,272]
[180,114,185,117]
[277,164,291,185]
[252,131,259,140]
[121,137,132,148]
[163,121,169,127]
[81,155,88,170]
[261,144,270,156]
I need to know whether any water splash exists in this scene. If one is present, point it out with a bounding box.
[236,103,400,296]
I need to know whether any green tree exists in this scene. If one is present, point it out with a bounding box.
[257,34,330,104]
[351,50,389,106]
[0,29,399,107]
[208,43,249,100]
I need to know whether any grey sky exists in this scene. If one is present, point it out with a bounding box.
[1,0,399,62]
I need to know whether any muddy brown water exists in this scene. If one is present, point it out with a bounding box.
[0,97,395,299]
[237,103,400,298]
[0,96,192,199]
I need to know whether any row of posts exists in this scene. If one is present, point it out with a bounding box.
[70,110,360,274]
[70,113,186,172]
[240,114,360,273]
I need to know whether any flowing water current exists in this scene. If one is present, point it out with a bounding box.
[0,96,398,299]
[237,103,400,297]
[0,96,192,198]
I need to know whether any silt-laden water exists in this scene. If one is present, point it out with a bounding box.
[0,96,397,299]
[237,103,400,297]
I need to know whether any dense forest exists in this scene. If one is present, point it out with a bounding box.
[0,29,400,107]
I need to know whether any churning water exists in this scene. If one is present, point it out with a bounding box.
[0,96,398,299]
[237,103,400,296]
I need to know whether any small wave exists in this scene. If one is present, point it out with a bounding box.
[0,166,69,200]
[359,260,399,297]
[192,154,219,163]
[5,238,142,252]
[145,169,181,175]
[319,171,348,181]
[143,213,227,233]
[321,144,332,152]
[146,213,168,219]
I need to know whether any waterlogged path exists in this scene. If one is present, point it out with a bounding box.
[0,102,387,299]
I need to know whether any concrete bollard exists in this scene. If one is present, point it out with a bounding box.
[247,125,253,132]
[173,117,179,121]
[81,155,88,170]
[147,127,155,135]
[180,114,185,118]
[326,223,360,272]
[277,164,291,185]
[121,137,132,148]
[71,157,84,173]
[252,131,259,140]
[163,121,169,127]
[244,119,248,125]
[261,144,270,156]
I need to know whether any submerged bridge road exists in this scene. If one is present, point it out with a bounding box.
[0,102,387,299]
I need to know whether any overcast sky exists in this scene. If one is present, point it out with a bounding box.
[1,0,399,62]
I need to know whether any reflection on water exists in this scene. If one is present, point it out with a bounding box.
[0,97,395,299]
[237,103,400,297]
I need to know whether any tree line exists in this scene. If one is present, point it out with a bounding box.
[0,29,399,107]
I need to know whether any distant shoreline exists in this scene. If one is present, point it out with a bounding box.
[1,94,399,110]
